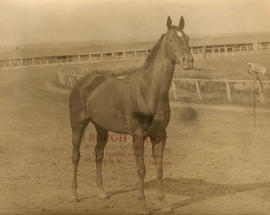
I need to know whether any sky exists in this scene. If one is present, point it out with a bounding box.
[0,0,270,45]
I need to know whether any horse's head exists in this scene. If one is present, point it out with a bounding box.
[164,16,194,70]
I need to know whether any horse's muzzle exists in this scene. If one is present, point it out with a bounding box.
[182,56,194,70]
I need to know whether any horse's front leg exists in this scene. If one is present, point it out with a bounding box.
[132,134,150,214]
[151,129,172,213]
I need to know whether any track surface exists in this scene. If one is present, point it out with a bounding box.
[1,67,270,215]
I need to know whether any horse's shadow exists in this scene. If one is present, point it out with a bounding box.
[81,177,270,212]
[146,178,270,211]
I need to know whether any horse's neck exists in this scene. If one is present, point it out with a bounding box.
[137,45,175,113]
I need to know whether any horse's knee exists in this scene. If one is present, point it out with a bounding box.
[72,151,81,164]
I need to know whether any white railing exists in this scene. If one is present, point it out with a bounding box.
[1,41,270,68]
[172,78,270,103]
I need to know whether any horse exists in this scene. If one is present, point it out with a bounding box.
[69,16,194,213]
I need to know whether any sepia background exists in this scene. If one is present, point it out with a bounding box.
[0,0,270,214]
[1,0,270,44]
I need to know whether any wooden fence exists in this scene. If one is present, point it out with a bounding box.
[1,41,270,68]
[57,68,270,103]
[172,78,270,103]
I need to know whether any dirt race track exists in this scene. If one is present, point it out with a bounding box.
[1,66,270,215]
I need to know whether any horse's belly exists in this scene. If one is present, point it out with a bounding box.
[90,108,128,132]
[85,85,129,132]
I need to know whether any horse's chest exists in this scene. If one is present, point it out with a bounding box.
[130,110,170,132]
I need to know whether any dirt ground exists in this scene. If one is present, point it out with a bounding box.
[1,66,270,215]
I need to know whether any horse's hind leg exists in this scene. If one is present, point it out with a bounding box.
[94,124,110,199]
[70,121,87,202]
[69,92,89,202]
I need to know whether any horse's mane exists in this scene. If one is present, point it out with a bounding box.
[143,34,165,68]
[85,34,165,78]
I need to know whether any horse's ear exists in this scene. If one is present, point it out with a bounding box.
[179,16,185,30]
[167,16,172,29]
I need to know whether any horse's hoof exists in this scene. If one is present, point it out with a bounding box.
[70,195,79,203]
[97,192,111,199]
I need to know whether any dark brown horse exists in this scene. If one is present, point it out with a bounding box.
[69,16,193,213]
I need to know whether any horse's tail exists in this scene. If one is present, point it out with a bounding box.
[69,85,88,131]
[69,87,80,114]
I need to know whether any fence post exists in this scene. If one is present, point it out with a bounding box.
[60,72,65,85]
[171,81,178,99]
[257,82,264,103]
[225,81,232,102]
[68,76,73,88]
[195,81,202,100]
[57,70,63,85]
[64,75,69,87]
[203,46,206,58]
